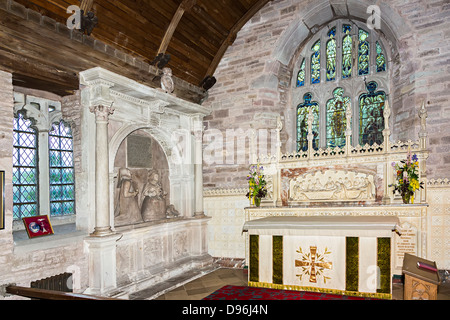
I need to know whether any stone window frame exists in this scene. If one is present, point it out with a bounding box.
[292,19,390,151]
[12,93,76,230]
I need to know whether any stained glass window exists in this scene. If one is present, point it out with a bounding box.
[326,88,350,148]
[358,29,370,75]
[359,81,385,146]
[376,41,386,72]
[49,121,75,216]
[295,21,389,150]
[326,27,336,81]
[297,93,319,151]
[297,59,306,87]
[342,25,352,79]
[13,113,38,219]
[311,40,321,84]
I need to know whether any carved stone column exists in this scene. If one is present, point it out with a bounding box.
[418,101,428,203]
[345,102,352,154]
[382,99,392,204]
[307,108,314,158]
[193,119,205,217]
[89,104,115,235]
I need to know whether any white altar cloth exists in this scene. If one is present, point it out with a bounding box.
[243,216,399,299]
[243,216,400,237]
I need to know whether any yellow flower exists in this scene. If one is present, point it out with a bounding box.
[410,179,420,191]
[411,195,414,204]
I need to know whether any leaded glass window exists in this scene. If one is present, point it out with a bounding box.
[311,40,321,84]
[376,41,386,73]
[296,93,319,151]
[13,113,38,219]
[326,27,336,81]
[326,88,350,149]
[359,81,386,146]
[342,24,352,79]
[294,20,389,151]
[49,121,75,216]
[297,59,305,87]
[358,29,370,75]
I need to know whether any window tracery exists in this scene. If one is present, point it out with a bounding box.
[295,20,389,152]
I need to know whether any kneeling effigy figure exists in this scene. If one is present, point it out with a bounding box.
[141,170,167,221]
[115,168,143,225]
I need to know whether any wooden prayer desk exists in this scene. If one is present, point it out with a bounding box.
[402,253,440,300]
[243,215,400,299]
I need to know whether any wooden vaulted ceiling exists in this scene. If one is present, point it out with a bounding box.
[13,0,271,89]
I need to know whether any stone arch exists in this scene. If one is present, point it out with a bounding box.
[272,0,410,68]
[108,122,190,218]
[108,123,183,175]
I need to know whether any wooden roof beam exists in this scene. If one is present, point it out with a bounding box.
[157,0,196,54]
[80,0,94,13]
[203,0,272,84]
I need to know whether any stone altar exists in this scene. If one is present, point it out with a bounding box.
[243,215,400,299]
[242,101,430,297]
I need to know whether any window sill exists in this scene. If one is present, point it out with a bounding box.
[13,223,88,254]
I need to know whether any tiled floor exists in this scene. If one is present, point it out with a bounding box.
[151,267,450,300]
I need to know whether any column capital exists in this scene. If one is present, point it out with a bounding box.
[89,104,115,122]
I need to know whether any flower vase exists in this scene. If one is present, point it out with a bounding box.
[254,197,261,207]
[401,192,410,204]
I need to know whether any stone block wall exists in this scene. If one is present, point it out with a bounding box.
[0,70,15,272]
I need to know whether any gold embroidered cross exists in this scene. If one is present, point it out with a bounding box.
[295,246,333,283]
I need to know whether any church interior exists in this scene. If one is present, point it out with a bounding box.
[0,0,449,302]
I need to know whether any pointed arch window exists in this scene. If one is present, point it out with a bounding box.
[296,93,319,151]
[358,29,370,75]
[376,41,386,72]
[294,20,389,152]
[297,59,306,87]
[326,27,337,81]
[311,40,321,84]
[342,24,352,79]
[326,88,350,148]
[359,81,386,146]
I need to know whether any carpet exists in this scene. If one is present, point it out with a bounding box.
[203,285,380,300]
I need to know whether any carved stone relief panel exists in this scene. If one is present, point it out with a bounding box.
[289,170,375,202]
[281,164,382,205]
[116,243,134,284]
[173,232,188,258]
[143,237,164,268]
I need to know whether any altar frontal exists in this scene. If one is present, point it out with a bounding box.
[243,216,399,299]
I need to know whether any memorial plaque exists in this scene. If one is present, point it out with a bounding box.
[394,222,418,270]
[127,135,152,168]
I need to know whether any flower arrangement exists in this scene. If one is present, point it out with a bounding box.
[246,164,267,207]
[389,151,423,204]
